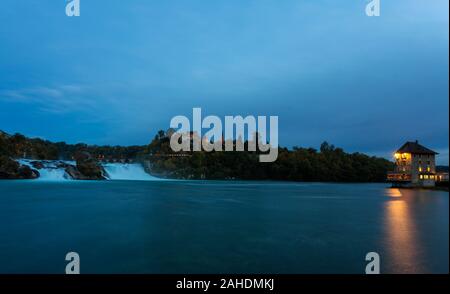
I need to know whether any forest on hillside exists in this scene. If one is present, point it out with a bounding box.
[144,130,394,182]
[1,129,394,182]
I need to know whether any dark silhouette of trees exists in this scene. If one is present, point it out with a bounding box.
[144,130,394,182]
[0,129,394,182]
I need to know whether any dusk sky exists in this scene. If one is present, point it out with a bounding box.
[0,0,448,164]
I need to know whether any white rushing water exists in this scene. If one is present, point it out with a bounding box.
[103,163,159,181]
[36,168,71,181]
[18,160,73,181]
[18,160,159,181]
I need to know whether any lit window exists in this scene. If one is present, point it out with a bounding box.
[424,175,429,179]
[427,167,431,172]
[419,167,422,172]
[420,175,423,179]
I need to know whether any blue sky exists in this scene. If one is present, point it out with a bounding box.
[0,0,448,164]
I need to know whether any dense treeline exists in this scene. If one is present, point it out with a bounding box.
[144,130,394,182]
[0,131,146,161]
[0,132,59,159]
[53,142,146,161]
[1,129,394,182]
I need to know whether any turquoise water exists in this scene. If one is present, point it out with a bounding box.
[0,180,448,274]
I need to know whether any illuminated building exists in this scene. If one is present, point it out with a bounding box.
[387,140,440,187]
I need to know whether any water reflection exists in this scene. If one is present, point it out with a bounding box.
[383,189,422,273]
[386,188,402,198]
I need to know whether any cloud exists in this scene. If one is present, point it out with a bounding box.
[0,85,97,114]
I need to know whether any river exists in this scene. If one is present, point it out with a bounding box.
[0,180,448,273]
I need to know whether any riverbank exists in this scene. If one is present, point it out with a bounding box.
[1,130,396,182]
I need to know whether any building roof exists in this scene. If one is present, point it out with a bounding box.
[396,141,438,155]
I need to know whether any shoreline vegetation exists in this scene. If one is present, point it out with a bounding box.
[2,129,446,186]
[1,129,398,182]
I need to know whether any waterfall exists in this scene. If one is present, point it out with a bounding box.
[37,168,72,181]
[18,160,74,181]
[17,160,159,181]
[103,163,159,181]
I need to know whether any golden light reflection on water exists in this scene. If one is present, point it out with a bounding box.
[386,188,402,198]
[384,190,422,273]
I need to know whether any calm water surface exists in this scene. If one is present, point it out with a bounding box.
[0,181,448,273]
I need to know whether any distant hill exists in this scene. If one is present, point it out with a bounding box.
[144,130,395,182]
[1,129,396,182]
